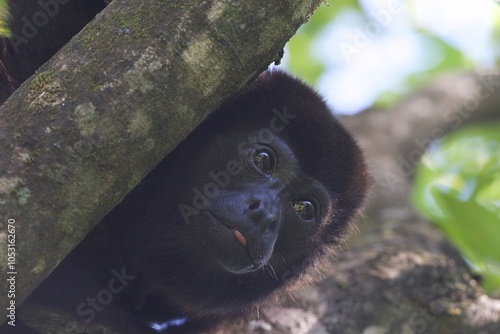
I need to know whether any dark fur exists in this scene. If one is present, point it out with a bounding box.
[0,0,107,104]
[1,1,369,333]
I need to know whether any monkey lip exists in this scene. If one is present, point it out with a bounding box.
[202,211,248,248]
[202,212,271,273]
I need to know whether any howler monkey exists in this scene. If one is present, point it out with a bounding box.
[1,1,369,333]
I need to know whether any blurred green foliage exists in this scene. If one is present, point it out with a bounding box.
[412,124,500,295]
[286,0,361,85]
[0,0,10,37]
[286,0,500,109]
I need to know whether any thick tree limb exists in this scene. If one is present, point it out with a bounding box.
[0,0,322,315]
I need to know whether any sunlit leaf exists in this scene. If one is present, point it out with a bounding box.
[412,124,500,296]
[0,0,10,37]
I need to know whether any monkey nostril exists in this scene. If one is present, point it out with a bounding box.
[268,219,278,232]
[248,200,260,211]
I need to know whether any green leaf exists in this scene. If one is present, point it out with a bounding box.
[0,0,10,37]
[412,123,500,295]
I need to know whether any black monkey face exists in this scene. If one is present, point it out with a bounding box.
[178,132,332,275]
[123,71,368,317]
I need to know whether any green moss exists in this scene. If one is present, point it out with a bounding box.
[15,187,31,204]
[29,71,56,91]
[0,177,31,205]
[127,110,152,139]
[74,102,97,137]
[27,71,64,110]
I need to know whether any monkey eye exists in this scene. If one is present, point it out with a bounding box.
[251,149,275,175]
[292,199,315,221]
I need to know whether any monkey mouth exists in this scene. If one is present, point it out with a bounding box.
[202,211,249,248]
[202,212,267,273]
